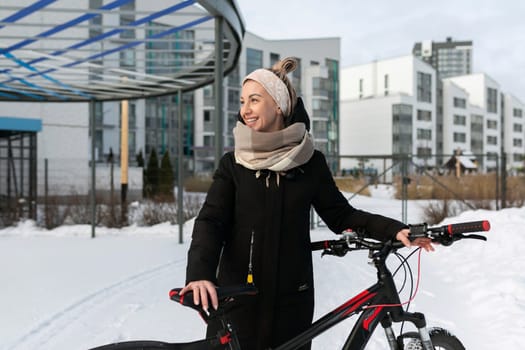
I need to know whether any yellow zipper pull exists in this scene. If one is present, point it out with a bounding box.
[247,230,255,285]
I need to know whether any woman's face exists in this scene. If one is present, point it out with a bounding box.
[240,80,284,132]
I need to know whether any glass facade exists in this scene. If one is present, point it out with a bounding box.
[392,104,413,154]
[487,87,498,113]
[470,114,484,155]
[412,39,473,79]
[246,48,263,74]
[417,72,432,103]
[145,94,194,161]
[146,22,194,76]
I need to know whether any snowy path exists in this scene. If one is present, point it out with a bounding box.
[2,202,524,349]
[6,259,183,350]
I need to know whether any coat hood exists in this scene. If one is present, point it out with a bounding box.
[237,97,311,132]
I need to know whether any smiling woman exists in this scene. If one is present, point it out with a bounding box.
[181,57,434,350]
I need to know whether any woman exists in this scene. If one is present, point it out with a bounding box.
[181,57,433,350]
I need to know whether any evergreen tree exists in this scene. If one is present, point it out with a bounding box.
[159,151,175,201]
[136,149,145,167]
[144,149,160,198]
[135,149,146,198]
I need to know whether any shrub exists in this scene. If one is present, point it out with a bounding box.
[334,177,371,196]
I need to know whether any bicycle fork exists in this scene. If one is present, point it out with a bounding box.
[381,311,434,350]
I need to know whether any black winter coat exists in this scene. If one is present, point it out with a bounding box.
[186,100,407,349]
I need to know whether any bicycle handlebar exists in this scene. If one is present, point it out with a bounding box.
[312,220,490,257]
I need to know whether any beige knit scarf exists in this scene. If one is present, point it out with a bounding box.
[233,121,314,176]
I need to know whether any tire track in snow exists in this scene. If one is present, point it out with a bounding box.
[5,258,185,350]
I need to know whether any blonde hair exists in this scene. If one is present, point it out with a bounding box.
[268,57,298,116]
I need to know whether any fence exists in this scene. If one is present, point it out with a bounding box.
[0,157,143,227]
[311,153,524,226]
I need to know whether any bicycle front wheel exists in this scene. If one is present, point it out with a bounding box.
[402,327,465,350]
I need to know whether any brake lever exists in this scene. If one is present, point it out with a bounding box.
[460,234,487,241]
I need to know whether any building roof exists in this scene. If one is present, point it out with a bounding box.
[0,0,245,102]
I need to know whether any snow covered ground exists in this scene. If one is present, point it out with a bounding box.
[1,187,524,349]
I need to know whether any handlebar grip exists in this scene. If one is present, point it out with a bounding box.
[311,240,330,251]
[445,220,490,235]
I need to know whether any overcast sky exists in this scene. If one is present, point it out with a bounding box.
[236,0,525,102]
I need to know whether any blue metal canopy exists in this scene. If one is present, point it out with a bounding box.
[0,0,245,102]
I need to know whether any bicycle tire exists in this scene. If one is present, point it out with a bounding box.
[88,339,220,350]
[402,327,466,350]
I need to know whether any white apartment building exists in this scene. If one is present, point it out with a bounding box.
[503,94,525,170]
[446,74,501,170]
[341,56,525,174]
[441,79,472,156]
[340,55,437,173]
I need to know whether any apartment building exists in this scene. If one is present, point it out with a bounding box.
[413,37,473,79]
[341,54,525,173]
[446,74,501,170]
[340,55,437,172]
[503,94,525,171]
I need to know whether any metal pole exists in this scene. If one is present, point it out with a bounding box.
[89,100,96,238]
[120,98,129,225]
[45,158,48,228]
[495,153,500,210]
[178,90,184,244]
[214,15,224,170]
[401,155,408,224]
[501,152,507,209]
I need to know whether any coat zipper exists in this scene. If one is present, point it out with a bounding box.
[247,229,255,285]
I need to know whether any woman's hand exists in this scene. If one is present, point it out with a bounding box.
[396,228,435,252]
[179,280,218,311]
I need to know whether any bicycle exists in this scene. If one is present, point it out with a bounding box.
[89,219,490,350]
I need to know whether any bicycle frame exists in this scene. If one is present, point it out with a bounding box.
[273,250,430,350]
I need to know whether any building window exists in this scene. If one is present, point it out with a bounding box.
[417,72,432,103]
[228,66,240,87]
[146,22,194,75]
[203,110,211,122]
[270,52,280,66]
[228,90,240,110]
[417,128,432,140]
[392,104,413,154]
[384,74,389,96]
[203,135,214,147]
[312,120,328,139]
[514,153,524,162]
[513,138,523,147]
[417,147,432,157]
[487,87,498,113]
[359,78,363,99]
[487,135,498,145]
[203,85,213,99]
[453,114,466,125]
[246,48,263,74]
[487,119,498,129]
[513,123,523,132]
[514,108,523,117]
[417,110,432,121]
[453,97,466,108]
[453,132,466,143]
